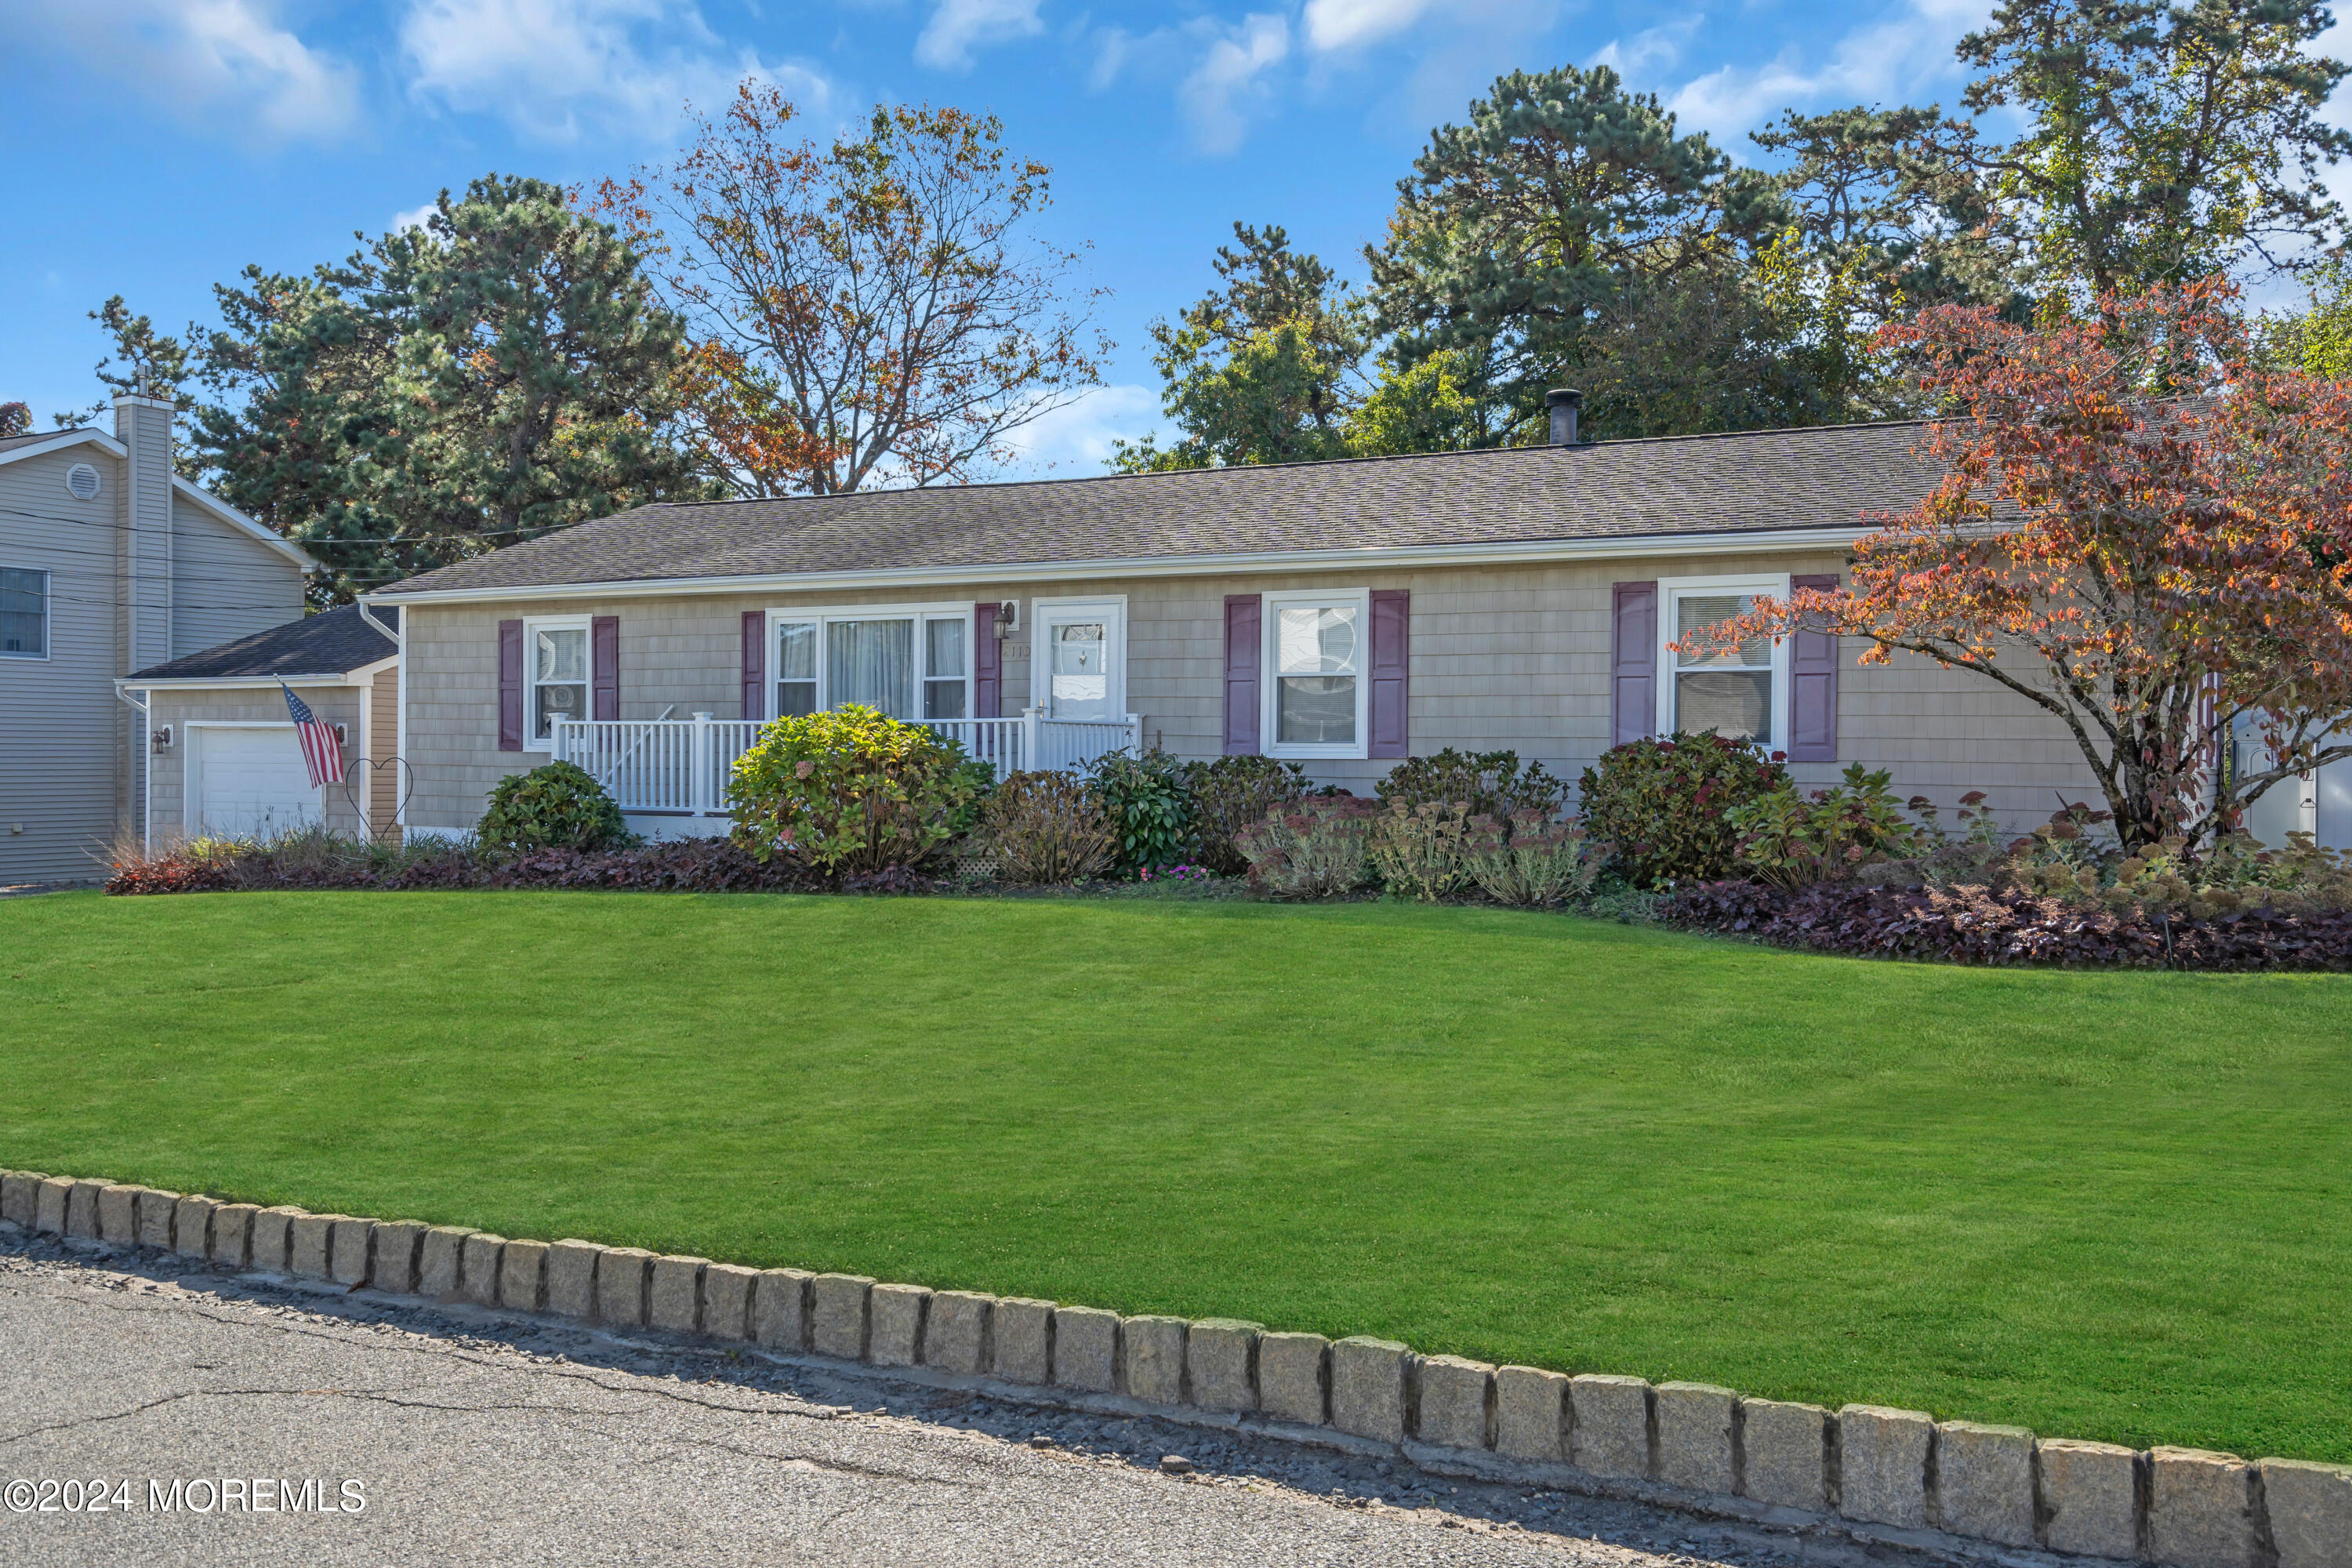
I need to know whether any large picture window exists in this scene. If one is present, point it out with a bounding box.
[1660,576,1788,748]
[524,616,590,746]
[768,604,973,723]
[0,568,46,659]
[1264,588,1370,758]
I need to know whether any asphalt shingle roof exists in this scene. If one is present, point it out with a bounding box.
[127,604,398,682]
[376,420,1946,597]
[0,426,100,455]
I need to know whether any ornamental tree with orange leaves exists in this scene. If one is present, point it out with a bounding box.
[1695,280,2352,853]
[601,85,1107,496]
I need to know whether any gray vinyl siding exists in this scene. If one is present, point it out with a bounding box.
[147,686,369,842]
[397,556,2102,835]
[170,492,307,656]
[0,445,134,881]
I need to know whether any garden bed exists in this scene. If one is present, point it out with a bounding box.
[1668,877,2352,971]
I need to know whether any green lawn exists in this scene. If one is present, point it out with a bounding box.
[5,890,2348,1463]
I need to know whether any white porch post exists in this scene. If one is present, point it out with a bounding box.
[1022,705,1043,774]
[1125,712,1142,756]
[691,711,713,815]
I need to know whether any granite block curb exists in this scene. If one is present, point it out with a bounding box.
[8,1163,2337,1568]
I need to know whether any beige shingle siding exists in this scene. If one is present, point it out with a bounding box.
[369,666,400,837]
[397,556,2102,837]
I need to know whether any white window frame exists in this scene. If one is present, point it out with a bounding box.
[1655,572,1791,751]
[1262,586,1372,761]
[1027,596,1129,720]
[0,565,49,661]
[762,601,976,723]
[521,614,593,752]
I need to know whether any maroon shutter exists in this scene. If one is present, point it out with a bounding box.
[1786,573,1839,762]
[1610,582,1657,747]
[974,603,1002,719]
[1223,593,1262,755]
[497,619,524,751]
[592,615,619,721]
[741,610,765,721]
[1368,589,1409,758]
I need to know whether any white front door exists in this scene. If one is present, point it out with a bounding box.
[195,726,320,838]
[1032,601,1125,722]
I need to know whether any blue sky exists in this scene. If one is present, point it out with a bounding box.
[1,0,2042,473]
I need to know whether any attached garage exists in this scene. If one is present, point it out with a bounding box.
[187,724,321,838]
[118,604,402,848]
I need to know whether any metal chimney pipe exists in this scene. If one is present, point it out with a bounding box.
[1546,387,1583,446]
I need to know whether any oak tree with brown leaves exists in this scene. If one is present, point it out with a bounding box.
[604,85,1107,496]
[1699,280,2352,852]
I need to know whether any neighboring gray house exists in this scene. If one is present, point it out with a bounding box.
[0,393,318,882]
[367,403,2140,844]
[120,604,401,845]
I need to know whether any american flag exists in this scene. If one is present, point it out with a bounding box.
[281,682,345,788]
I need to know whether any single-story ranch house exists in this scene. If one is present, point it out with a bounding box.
[365,400,2160,844]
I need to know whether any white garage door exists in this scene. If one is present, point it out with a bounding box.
[197,727,320,839]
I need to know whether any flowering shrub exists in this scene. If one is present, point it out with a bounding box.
[1464,811,1600,907]
[984,770,1118,885]
[1367,800,1474,902]
[1726,764,1936,889]
[728,704,977,873]
[1234,796,1377,898]
[1577,733,1788,887]
[1085,748,1195,874]
[1375,749,1566,819]
[477,761,635,855]
[107,832,829,895]
[1137,862,1215,883]
[1184,755,1308,874]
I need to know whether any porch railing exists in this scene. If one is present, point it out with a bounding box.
[551,708,1143,817]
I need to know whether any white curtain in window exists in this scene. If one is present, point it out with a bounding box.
[827,619,915,718]
[1674,593,1772,744]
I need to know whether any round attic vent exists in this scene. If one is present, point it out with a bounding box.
[65,463,101,501]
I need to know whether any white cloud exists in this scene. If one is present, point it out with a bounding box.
[399,0,832,143]
[1654,0,1993,143]
[1591,16,1702,82]
[392,201,440,232]
[1,0,359,143]
[1179,13,1290,155]
[999,384,1163,474]
[914,0,1044,71]
[1301,0,1437,53]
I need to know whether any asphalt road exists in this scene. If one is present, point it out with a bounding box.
[0,1234,1874,1567]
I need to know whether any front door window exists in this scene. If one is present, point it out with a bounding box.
[1049,622,1111,720]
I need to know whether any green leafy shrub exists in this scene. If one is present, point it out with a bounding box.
[2112,831,2352,916]
[985,770,1118,884]
[1086,748,1195,873]
[1184,755,1308,874]
[947,757,998,837]
[1464,811,1600,907]
[1375,748,1566,818]
[728,704,977,873]
[1367,800,1474,902]
[1234,796,1377,898]
[1727,764,1937,890]
[477,761,635,855]
[1577,733,1788,887]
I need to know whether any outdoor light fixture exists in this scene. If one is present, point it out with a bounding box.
[151,725,173,752]
[993,600,1020,637]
